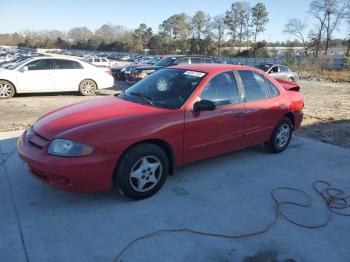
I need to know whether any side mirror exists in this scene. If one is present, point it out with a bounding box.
[193,100,216,112]
[19,66,28,73]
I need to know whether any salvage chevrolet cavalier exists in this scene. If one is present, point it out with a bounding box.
[17,64,304,199]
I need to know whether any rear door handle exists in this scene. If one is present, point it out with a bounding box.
[234,112,244,118]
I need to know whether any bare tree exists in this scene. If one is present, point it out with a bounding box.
[95,24,119,45]
[284,18,309,57]
[67,27,93,48]
[310,0,347,56]
[212,15,226,56]
[343,0,350,56]
[309,0,328,57]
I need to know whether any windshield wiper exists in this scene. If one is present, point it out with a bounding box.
[130,92,156,107]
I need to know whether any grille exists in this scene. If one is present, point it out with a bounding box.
[27,127,50,148]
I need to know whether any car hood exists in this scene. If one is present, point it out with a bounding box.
[33,95,165,141]
[0,68,13,75]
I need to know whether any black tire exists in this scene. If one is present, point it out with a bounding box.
[0,80,15,99]
[265,117,293,153]
[288,77,295,82]
[79,79,96,96]
[115,143,169,200]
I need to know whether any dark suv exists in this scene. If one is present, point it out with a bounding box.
[129,55,214,83]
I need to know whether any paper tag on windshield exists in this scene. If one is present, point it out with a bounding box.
[183,71,205,78]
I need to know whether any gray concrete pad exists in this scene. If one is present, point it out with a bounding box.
[0,131,349,262]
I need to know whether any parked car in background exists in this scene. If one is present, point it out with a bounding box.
[86,57,111,68]
[257,64,299,82]
[119,55,131,61]
[124,56,163,82]
[17,64,303,199]
[129,55,214,83]
[0,56,33,69]
[0,57,114,98]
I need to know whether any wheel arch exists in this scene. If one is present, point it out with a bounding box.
[0,79,17,93]
[283,112,295,129]
[79,78,98,90]
[114,138,176,182]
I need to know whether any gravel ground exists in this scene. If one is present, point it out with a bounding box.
[0,79,349,148]
[295,80,350,148]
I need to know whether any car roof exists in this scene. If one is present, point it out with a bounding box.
[170,63,257,74]
[163,55,212,58]
[26,56,85,63]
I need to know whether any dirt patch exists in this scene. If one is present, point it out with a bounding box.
[295,80,350,148]
[0,81,129,132]
[0,79,349,148]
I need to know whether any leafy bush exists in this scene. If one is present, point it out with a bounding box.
[285,56,295,68]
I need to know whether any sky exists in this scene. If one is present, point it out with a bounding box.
[0,0,348,42]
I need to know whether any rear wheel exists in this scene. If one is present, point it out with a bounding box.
[0,80,15,99]
[79,79,96,96]
[265,117,293,153]
[115,143,169,199]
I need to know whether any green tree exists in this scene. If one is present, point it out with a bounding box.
[251,3,269,43]
[159,13,192,53]
[133,23,153,51]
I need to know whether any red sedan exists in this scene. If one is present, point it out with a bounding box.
[17,64,303,199]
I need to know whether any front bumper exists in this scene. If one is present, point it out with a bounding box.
[17,131,119,193]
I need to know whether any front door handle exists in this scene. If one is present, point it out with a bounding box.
[234,112,244,118]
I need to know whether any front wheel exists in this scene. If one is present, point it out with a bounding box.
[265,117,293,153]
[115,143,169,199]
[0,80,15,99]
[79,79,96,96]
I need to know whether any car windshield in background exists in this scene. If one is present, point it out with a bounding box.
[257,64,271,72]
[154,57,177,67]
[7,58,32,70]
[120,68,206,109]
[148,57,161,65]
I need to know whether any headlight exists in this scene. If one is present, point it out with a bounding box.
[48,139,94,157]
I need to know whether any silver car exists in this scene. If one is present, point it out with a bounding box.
[258,64,299,82]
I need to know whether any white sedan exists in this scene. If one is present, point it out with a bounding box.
[0,57,115,98]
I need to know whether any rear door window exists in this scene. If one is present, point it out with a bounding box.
[176,58,189,65]
[54,59,83,69]
[191,57,202,64]
[238,70,270,102]
[204,58,213,63]
[265,78,280,97]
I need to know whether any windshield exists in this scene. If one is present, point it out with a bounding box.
[147,57,161,65]
[119,68,206,109]
[257,64,271,72]
[154,57,178,67]
[7,58,32,70]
